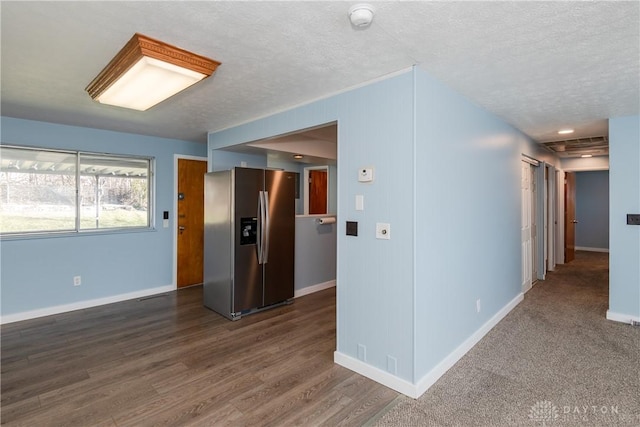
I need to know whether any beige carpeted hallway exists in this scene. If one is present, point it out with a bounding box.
[370,251,640,426]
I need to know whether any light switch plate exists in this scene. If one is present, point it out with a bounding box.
[346,221,358,236]
[627,214,640,225]
[355,195,364,211]
[376,223,390,239]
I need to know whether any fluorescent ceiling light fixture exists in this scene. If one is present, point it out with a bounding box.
[558,129,574,135]
[86,33,220,111]
[581,154,593,158]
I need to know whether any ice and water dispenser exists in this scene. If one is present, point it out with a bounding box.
[240,217,257,245]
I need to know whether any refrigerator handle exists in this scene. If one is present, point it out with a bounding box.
[256,191,263,264]
[263,190,270,264]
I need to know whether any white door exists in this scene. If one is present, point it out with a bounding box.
[531,165,538,282]
[546,165,556,272]
[522,161,533,293]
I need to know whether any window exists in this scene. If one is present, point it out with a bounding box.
[0,145,153,236]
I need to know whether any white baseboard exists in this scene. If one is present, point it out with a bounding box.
[0,285,174,325]
[414,292,524,397]
[575,246,609,253]
[606,310,640,325]
[294,279,336,298]
[334,292,524,399]
[334,351,419,398]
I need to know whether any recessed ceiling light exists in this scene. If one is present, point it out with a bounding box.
[293,154,303,159]
[558,129,574,135]
[581,154,593,158]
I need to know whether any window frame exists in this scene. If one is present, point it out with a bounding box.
[0,144,155,239]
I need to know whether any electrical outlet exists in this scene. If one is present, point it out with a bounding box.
[376,223,391,239]
[387,355,398,375]
[476,299,481,313]
[73,276,82,286]
[358,344,367,361]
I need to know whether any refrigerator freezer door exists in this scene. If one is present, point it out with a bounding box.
[234,167,265,311]
[263,170,296,306]
[203,171,232,317]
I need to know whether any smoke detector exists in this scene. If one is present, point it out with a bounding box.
[349,4,375,28]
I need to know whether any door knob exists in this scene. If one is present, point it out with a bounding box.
[571,220,578,224]
[179,226,186,232]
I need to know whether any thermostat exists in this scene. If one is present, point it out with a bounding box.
[358,167,374,182]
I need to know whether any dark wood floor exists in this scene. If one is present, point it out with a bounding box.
[1,287,398,426]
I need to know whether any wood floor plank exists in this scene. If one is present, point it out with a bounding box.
[0,395,41,424]
[181,402,244,426]
[115,372,261,426]
[38,362,188,409]
[329,383,399,427]
[249,363,357,427]
[1,286,398,426]
[1,369,90,408]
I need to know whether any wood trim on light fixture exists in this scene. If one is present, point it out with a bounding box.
[86,33,221,101]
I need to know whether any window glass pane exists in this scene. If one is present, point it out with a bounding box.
[0,147,77,233]
[79,154,149,230]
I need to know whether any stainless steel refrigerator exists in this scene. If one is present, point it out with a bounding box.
[203,167,296,320]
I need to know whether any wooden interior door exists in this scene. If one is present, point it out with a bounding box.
[309,170,327,215]
[177,159,207,288]
[564,171,576,263]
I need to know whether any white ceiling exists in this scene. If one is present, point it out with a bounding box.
[1,1,638,151]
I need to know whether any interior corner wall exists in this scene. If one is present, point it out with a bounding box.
[608,115,640,321]
[412,67,543,384]
[208,71,417,384]
[0,117,207,321]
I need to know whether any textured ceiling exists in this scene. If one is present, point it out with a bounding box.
[1,1,638,152]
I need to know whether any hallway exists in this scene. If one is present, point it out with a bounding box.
[372,251,640,426]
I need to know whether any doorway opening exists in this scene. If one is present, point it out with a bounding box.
[561,169,610,262]
[208,122,338,299]
[304,166,329,215]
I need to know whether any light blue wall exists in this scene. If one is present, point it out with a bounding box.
[413,68,551,381]
[327,164,338,215]
[609,116,640,319]
[207,67,562,388]
[1,117,206,317]
[210,71,417,381]
[575,171,609,249]
[295,216,336,290]
[209,149,267,172]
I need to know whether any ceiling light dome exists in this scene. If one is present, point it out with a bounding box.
[349,4,375,28]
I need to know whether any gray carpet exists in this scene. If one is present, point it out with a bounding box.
[369,251,640,426]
